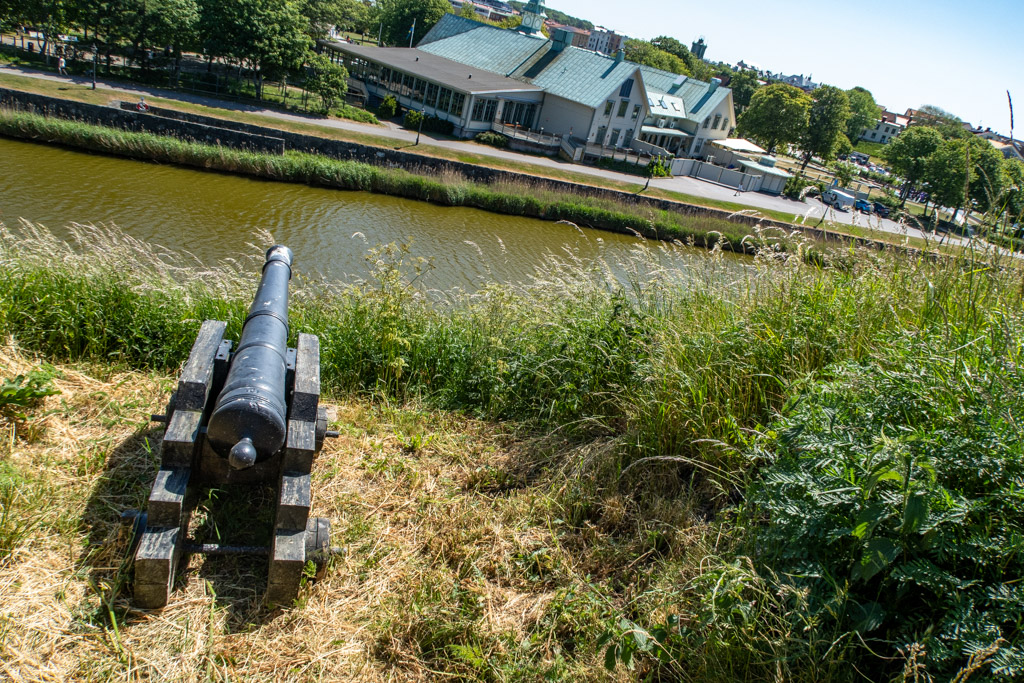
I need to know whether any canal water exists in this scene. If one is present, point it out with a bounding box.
[0,137,741,289]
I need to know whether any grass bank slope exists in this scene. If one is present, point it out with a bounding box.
[0,109,811,253]
[0,223,1021,681]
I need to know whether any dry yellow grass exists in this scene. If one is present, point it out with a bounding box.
[0,342,668,681]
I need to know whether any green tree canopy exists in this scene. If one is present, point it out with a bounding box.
[305,53,348,112]
[925,137,972,220]
[735,83,810,155]
[201,0,311,99]
[1003,158,1024,226]
[649,34,715,81]
[377,0,450,47]
[881,125,943,205]
[845,86,880,142]
[728,69,760,112]
[968,137,1008,214]
[299,0,372,39]
[622,39,688,75]
[798,85,851,170]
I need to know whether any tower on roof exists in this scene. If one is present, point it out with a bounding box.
[517,0,546,35]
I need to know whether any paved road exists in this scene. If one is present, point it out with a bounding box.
[0,63,971,248]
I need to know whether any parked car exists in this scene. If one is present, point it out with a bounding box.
[873,202,891,218]
[854,199,872,213]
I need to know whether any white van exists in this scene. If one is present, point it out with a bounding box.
[822,189,855,211]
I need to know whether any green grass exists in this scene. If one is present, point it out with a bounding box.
[0,220,1021,680]
[853,138,889,164]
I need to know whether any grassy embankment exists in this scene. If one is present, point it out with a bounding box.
[0,69,946,247]
[0,108,812,253]
[0,221,1021,681]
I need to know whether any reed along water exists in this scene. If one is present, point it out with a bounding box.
[0,137,746,289]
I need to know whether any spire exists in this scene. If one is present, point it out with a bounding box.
[518,0,547,35]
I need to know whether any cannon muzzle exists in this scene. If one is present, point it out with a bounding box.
[207,245,293,469]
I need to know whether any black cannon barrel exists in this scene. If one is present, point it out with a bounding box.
[207,245,294,469]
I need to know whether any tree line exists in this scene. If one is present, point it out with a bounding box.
[0,1,467,101]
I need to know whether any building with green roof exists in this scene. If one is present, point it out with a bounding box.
[321,10,734,158]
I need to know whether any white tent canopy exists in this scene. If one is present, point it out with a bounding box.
[710,138,767,155]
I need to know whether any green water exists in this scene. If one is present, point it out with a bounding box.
[0,136,739,288]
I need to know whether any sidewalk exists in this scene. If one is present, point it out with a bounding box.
[0,62,964,246]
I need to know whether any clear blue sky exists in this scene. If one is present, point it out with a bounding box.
[548,0,1024,137]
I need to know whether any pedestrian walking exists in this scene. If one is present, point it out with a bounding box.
[734,181,744,196]
[58,56,66,75]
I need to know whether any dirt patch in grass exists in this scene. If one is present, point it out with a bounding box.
[1,343,680,681]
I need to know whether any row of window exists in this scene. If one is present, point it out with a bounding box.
[702,113,729,131]
[335,52,466,118]
[471,98,498,122]
[603,98,642,121]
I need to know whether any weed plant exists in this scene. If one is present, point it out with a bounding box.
[0,205,1020,679]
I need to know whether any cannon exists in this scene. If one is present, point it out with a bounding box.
[130,246,337,608]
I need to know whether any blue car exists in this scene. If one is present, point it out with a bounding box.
[854,199,872,213]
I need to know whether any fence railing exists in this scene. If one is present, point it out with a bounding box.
[491,121,562,147]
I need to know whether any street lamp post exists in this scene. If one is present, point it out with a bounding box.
[415,108,424,145]
[92,43,98,89]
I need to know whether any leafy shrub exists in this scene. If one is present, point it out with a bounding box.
[403,109,423,129]
[402,110,454,135]
[782,173,810,200]
[335,104,378,124]
[376,94,398,120]
[741,345,1024,680]
[646,156,672,178]
[473,131,508,148]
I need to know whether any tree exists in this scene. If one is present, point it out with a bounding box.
[1002,158,1024,227]
[305,53,347,112]
[736,83,810,155]
[299,0,371,39]
[882,125,943,205]
[798,85,851,170]
[377,0,450,47]
[622,39,688,75]
[845,86,879,142]
[203,0,311,100]
[728,69,760,113]
[649,35,713,80]
[914,104,968,139]
[968,137,1008,215]
[925,137,972,222]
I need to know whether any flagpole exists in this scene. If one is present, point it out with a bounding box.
[408,17,416,48]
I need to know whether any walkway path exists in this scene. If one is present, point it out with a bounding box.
[0,63,967,248]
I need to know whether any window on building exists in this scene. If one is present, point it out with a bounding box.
[617,100,629,117]
[413,78,425,103]
[604,100,614,116]
[619,78,633,98]
[610,128,621,146]
[426,83,439,108]
[438,87,452,112]
[451,92,466,117]
[381,67,392,88]
[402,73,414,98]
[712,114,722,129]
[632,104,641,120]
[703,116,711,128]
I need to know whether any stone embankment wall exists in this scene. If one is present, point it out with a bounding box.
[0,88,285,154]
[0,87,883,249]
